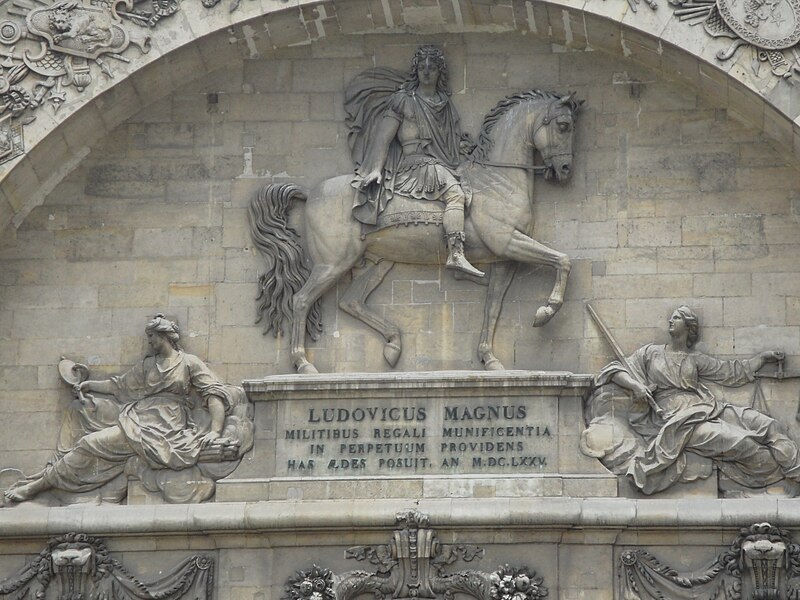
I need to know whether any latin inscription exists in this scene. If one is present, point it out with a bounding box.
[279,400,556,476]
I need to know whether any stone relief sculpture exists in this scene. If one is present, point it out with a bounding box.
[0,532,214,600]
[350,45,484,278]
[0,0,257,165]
[619,522,800,599]
[0,0,153,164]
[283,510,548,600]
[670,0,800,78]
[627,0,800,78]
[581,304,800,496]
[2,314,254,505]
[249,45,582,374]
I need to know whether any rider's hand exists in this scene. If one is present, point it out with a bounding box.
[359,170,382,189]
[459,134,476,155]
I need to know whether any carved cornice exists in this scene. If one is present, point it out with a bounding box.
[1,498,799,537]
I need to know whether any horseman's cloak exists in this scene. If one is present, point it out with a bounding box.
[344,68,463,225]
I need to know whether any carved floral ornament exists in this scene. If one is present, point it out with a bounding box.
[283,510,548,600]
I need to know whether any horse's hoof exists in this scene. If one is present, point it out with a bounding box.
[296,361,319,375]
[483,355,505,371]
[383,340,402,367]
[533,305,556,327]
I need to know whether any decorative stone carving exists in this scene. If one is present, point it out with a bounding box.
[283,566,336,600]
[0,0,153,161]
[0,0,256,165]
[2,313,254,505]
[284,510,548,600]
[582,304,800,497]
[619,522,800,599]
[631,0,800,78]
[0,532,214,600]
[249,45,582,374]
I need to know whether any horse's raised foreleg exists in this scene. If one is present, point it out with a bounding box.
[339,260,402,367]
[291,262,352,374]
[478,262,517,370]
[503,230,571,327]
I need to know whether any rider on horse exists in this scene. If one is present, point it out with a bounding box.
[346,45,484,278]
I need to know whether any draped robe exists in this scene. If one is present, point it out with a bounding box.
[593,344,800,494]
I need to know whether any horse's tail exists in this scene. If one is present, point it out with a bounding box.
[248,183,323,341]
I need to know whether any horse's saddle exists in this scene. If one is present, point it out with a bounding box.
[355,168,473,237]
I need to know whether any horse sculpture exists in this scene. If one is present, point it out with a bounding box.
[249,90,582,374]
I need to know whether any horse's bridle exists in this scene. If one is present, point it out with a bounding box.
[470,97,572,174]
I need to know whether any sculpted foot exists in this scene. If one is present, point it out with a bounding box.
[4,479,44,502]
[445,233,484,278]
[446,256,485,278]
[451,270,488,286]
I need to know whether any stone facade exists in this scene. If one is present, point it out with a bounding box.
[1,6,800,599]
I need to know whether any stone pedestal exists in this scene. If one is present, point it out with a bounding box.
[219,371,616,501]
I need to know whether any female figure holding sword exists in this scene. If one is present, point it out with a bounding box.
[587,305,800,495]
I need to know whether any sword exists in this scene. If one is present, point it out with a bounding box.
[587,303,663,418]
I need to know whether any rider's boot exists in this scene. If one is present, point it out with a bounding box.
[443,190,484,278]
[446,231,484,278]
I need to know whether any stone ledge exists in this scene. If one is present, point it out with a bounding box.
[0,497,795,537]
[215,473,619,501]
[244,370,593,399]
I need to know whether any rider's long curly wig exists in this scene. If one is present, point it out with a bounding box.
[402,45,451,95]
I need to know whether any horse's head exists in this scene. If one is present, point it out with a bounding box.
[532,92,582,183]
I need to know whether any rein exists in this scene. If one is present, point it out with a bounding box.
[470,97,571,174]
[470,159,548,172]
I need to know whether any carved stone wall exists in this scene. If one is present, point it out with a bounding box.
[2,16,800,599]
[2,32,800,478]
[2,0,800,249]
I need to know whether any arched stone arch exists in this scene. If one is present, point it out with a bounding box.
[0,0,797,239]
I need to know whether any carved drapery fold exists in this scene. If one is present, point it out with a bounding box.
[0,532,214,600]
[619,523,800,599]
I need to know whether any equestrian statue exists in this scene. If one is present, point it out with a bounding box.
[249,45,582,374]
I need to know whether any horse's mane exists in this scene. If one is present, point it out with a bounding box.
[472,90,578,162]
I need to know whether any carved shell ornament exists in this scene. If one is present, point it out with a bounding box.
[630,0,800,78]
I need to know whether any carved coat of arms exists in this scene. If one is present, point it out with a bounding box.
[717,0,800,49]
[26,0,132,60]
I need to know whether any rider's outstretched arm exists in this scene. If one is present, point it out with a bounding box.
[358,115,401,185]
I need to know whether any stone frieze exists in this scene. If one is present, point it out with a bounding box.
[0,532,214,600]
[619,522,800,599]
[283,510,548,600]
